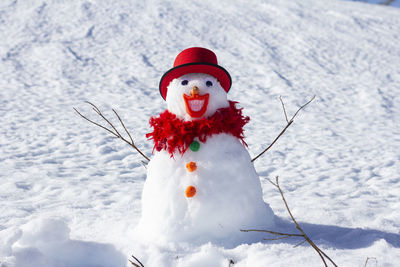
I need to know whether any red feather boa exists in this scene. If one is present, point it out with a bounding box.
[146,101,250,156]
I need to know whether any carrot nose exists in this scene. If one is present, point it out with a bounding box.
[191,86,200,96]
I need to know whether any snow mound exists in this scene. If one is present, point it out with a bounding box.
[1,218,126,267]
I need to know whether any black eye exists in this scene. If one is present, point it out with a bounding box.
[181,80,188,86]
[206,81,213,87]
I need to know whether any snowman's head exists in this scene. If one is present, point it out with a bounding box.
[166,73,229,120]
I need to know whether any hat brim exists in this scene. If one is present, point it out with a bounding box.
[159,63,232,100]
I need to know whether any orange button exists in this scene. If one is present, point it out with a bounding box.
[185,186,196,198]
[186,161,197,172]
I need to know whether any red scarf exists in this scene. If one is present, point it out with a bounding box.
[146,101,250,156]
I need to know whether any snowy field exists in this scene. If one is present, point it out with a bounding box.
[1,0,400,266]
[346,0,400,8]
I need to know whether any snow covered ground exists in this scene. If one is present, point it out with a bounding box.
[1,0,399,266]
[345,0,400,8]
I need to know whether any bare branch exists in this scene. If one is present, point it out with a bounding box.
[267,178,277,187]
[289,95,315,122]
[129,255,145,267]
[251,95,315,162]
[293,239,307,248]
[264,236,292,241]
[128,259,140,267]
[141,160,148,169]
[278,176,336,266]
[73,107,117,138]
[274,176,332,266]
[274,177,300,233]
[111,108,150,161]
[85,101,124,139]
[243,176,337,267]
[74,102,150,162]
[113,108,134,145]
[241,229,302,238]
[251,121,293,162]
[364,257,377,267]
[279,96,289,124]
[317,248,339,267]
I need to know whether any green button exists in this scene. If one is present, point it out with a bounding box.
[190,141,200,152]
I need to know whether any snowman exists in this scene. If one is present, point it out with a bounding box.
[135,47,274,246]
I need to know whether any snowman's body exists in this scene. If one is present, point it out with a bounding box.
[136,71,274,245]
[137,133,274,245]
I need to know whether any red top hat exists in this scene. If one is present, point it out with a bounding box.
[159,47,232,100]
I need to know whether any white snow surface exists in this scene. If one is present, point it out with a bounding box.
[1,0,400,266]
[345,0,400,8]
[5,218,126,267]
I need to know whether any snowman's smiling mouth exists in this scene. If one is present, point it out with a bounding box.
[183,93,209,118]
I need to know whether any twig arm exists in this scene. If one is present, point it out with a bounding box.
[113,108,134,145]
[111,108,150,161]
[73,107,118,138]
[290,95,315,122]
[74,102,150,162]
[251,95,315,162]
[129,255,145,267]
[86,101,124,138]
[280,96,289,124]
[251,120,293,162]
